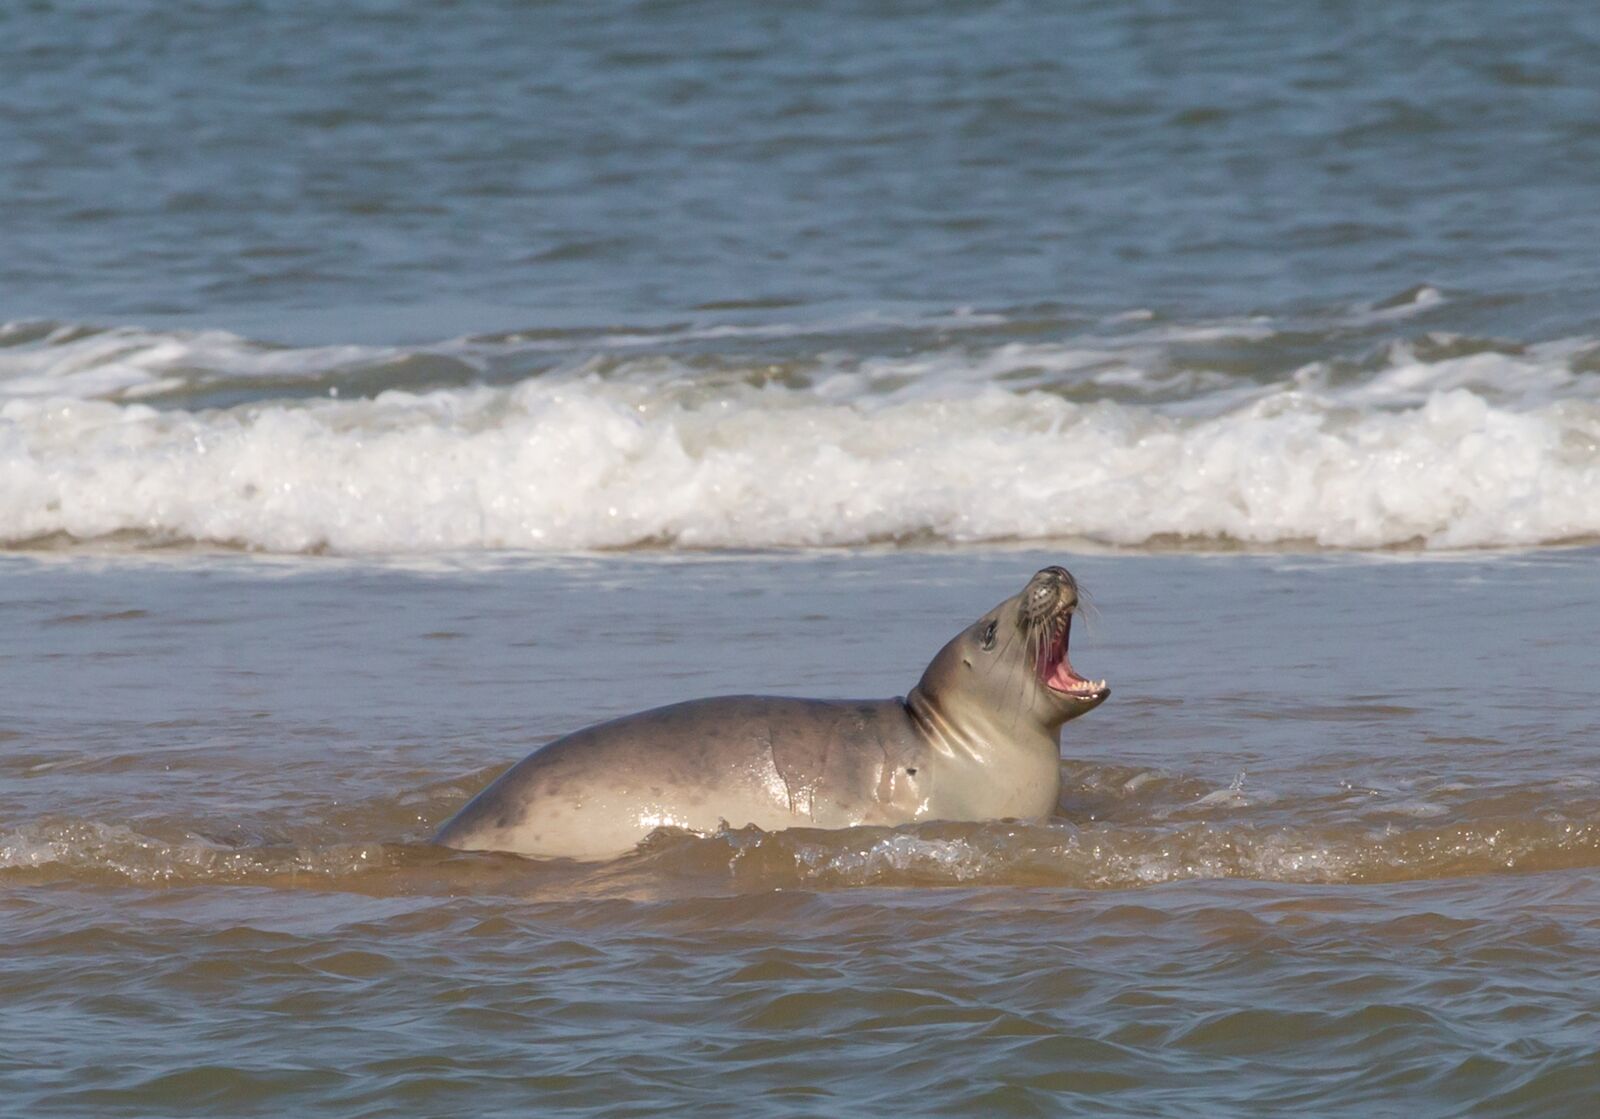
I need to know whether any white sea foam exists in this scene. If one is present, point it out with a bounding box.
[0,309,1010,404]
[0,321,426,401]
[2,316,1598,554]
[3,372,1597,553]
[0,819,387,883]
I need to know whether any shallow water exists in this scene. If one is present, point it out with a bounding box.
[4,550,1599,1115]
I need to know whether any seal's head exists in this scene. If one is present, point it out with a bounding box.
[916,566,1110,734]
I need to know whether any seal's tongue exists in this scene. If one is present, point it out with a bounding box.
[1043,615,1105,696]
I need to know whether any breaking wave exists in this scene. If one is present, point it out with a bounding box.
[4,308,1599,554]
[6,812,1598,895]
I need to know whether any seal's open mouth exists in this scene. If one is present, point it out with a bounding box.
[1040,614,1107,699]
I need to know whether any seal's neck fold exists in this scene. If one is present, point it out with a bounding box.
[904,687,960,756]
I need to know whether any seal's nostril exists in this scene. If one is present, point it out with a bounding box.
[1034,566,1077,591]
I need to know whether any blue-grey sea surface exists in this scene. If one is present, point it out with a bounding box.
[7,0,1600,337]
[4,1,1600,1115]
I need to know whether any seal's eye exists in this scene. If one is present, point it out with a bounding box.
[980,621,998,650]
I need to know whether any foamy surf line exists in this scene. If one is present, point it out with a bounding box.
[7,812,1600,891]
[3,375,1598,554]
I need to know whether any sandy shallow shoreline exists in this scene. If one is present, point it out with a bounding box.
[4,547,1598,1114]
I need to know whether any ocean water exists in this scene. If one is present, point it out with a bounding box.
[4,1,1600,1115]
[5,551,1600,1118]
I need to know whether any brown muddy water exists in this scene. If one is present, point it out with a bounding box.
[3,549,1599,1117]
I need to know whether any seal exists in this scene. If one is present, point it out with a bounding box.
[433,566,1108,860]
